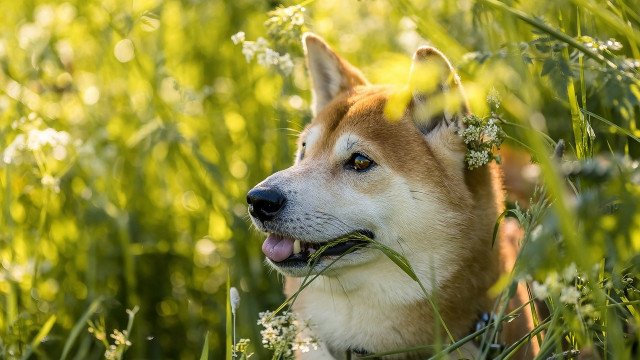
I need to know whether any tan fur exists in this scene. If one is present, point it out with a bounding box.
[249,33,538,359]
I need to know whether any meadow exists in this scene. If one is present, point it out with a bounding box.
[0,0,639,359]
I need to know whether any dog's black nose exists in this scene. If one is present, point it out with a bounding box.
[247,187,286,221]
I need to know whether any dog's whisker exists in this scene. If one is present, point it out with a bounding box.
[335,276,353,307]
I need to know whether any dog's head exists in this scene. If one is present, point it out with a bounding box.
[248,34,474,278]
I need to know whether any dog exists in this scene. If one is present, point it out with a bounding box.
[247,33,538,359]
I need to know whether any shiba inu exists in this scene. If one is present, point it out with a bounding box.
[247,33,538,359]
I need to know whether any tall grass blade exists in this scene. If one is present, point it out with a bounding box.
[226,272,232,360]
[559,10,591,159]
[60,297,103,360]
[200,331,209,360]
[19,315,57,360]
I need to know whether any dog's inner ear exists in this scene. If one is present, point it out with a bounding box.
[303,33,369,117]
[408,47,469,136]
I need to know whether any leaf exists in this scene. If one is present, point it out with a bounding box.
[540,57,556,77]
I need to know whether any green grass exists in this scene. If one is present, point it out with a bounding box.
[1,0,639,359]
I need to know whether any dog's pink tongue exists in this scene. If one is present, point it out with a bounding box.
[262,234,294,262]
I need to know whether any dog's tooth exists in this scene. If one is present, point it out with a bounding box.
[293,239,301,254]
[308,248,316,255]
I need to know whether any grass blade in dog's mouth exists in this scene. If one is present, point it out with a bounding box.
[262,231,374,266]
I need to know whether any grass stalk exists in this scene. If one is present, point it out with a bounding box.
[60,297,103,360]
[226,272,232,360]
[559,10,592,159]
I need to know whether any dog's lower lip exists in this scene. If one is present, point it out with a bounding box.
[272,230,374,267]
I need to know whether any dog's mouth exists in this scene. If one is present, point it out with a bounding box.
[262,230,374,267]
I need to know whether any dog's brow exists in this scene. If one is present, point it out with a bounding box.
[346,135,359,151]
[334,133,361,157]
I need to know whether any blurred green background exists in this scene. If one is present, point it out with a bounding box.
[1,0,639,359]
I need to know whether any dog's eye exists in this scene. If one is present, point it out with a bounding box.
[347,153,374,171]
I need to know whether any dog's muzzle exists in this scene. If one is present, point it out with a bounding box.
[246,186,286,222]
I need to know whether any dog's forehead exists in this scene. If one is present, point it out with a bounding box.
[316,85,391,131]
[303,85,408,151]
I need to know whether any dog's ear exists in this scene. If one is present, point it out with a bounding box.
[408,47,469,154]
[409,46,469,133]
[303,33,369,116]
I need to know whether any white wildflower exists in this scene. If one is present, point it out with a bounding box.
[279,53,294,75]
[292,337,318,353]
[26,128,71,150]
[104,345,117,360]
[257,48,279,67]
[256,37,268,49]
[606,38,623,51]
[242,41,259,62]
[18,22,50,51]
[3,134,26,164]
[543,272,562,294]
[486,88,501,108]
[483,119,500,142]
[462,125,482,144]
[562,262,578,281]
[3,128,71,164]
[560,286,581,304]
[532,281,550,299]
[291,10,305,26]
[230,287,240,315]
[231,31,245,45]
[41,174,61,193]
[258,311,318,359]
[467,149,489,168]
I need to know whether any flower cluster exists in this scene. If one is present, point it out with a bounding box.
[234,338,253,359]
[88,307,137,360]
[265,5,306,45]
[103,329,133,359]
[257,311,318,359]
[530,263,604,324]
[88,323,133,360]
[532,263,585,304]
[232,33,295,75]
[486,87,502,110]
[231,5,305,76]
[3,127,71,164]
[580,36,623,52]
[461,115,505,169]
